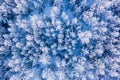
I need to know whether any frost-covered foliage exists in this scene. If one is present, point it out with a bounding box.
[0,0,120,80]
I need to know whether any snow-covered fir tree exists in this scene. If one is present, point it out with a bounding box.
[0,0,120,80]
